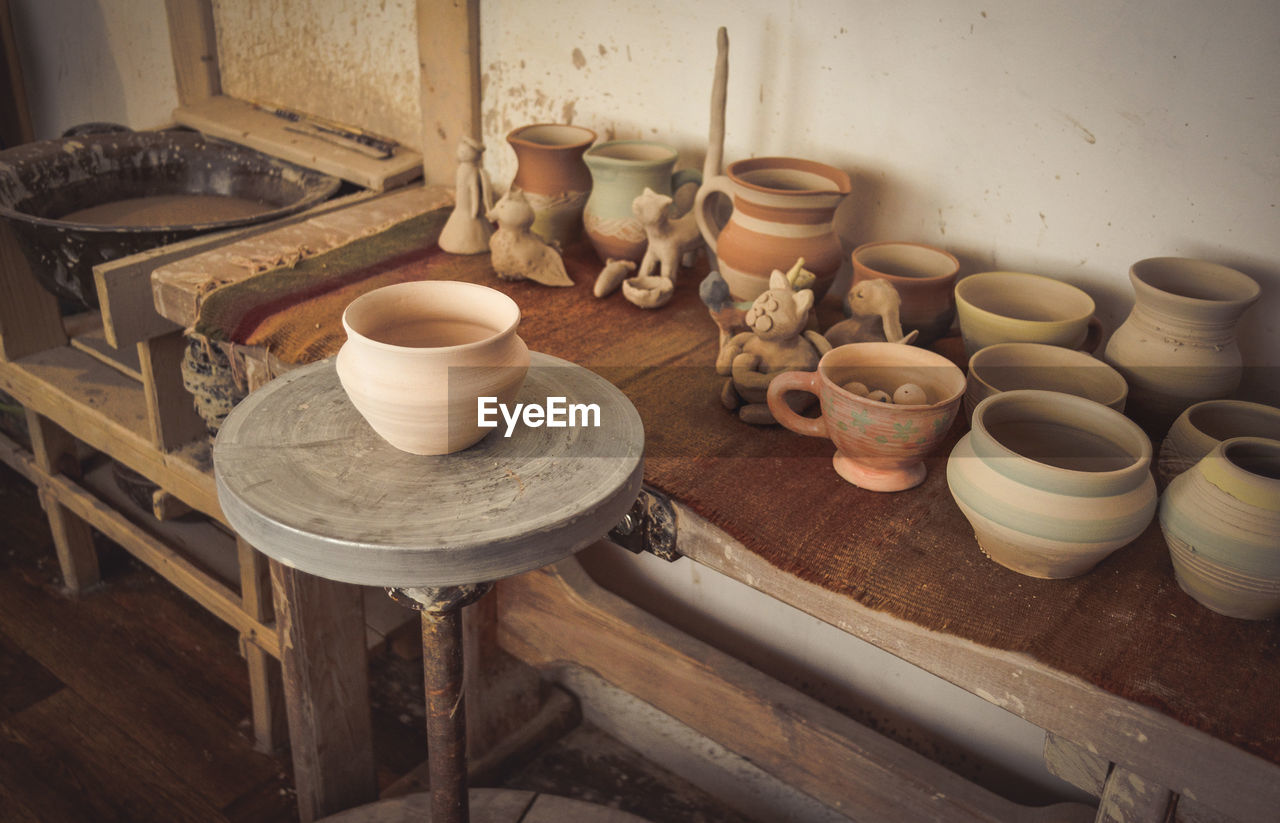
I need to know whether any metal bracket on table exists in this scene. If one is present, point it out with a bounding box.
[609,486,679,562]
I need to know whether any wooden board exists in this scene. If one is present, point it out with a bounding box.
[94,188,379,351]
[163,0,220,105]
[174,95,423,191]
[416,0,481,185]
[68,321,144,381]
[215,354,643,587]
[150,184,452,328]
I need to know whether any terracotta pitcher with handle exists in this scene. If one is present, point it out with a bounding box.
[694,156,851,301]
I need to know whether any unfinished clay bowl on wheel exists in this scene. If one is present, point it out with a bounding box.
[947,390,1157,578]
[335,280,530,455]
[1159,437,1280,620]
[766,342,967,491]
[1157,400,1280,488]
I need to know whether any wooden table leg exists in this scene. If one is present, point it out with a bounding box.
[270,560,378,822]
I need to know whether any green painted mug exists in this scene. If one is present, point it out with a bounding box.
[583,140,701,263]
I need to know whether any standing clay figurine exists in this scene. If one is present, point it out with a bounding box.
[824,278,919,347]
[717,267,831,424]
[486,189,573,287]
[633,187,701,283]
[439,136,494,255]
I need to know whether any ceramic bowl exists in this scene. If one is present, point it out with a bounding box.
[1157,399,1280,488]
[335,280,530,455]
[850,241,960,346]
[964,343,1128,421]
[1159,437,1280,619]
[766,342,967,491]
[947,389,1157,578]
[954,271,1096,356]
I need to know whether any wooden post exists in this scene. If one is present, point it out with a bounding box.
[163,0,221,105]
[269,560,377,821]
[238,538,286,754]
[25,410,100,593]
[416,0,481,185]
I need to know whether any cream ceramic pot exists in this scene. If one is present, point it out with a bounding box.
[954,271,1096,356]
[1103,257,1260,435]
[1159,437,1280,620]
[964,342,1128,421]
[335,281,530,455]
[1157,399,1280,488]
[947,390,1157,578]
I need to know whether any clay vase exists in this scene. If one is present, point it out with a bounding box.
[1159,437,1280,620]
[583,140,702,263]
[851,242,960,346]
[694,156,851,302]
[506,124,597,248]
[335,281,530,455]
[947,390,1157,579]
[1103,257,1260,436]
[1157,399,1280,488]
[766,342,967,491]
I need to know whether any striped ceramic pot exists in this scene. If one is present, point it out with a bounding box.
[1156,399,1280,488]
[694,157,851,301]
[947,390,1157,579]
[1159,437,1280,620]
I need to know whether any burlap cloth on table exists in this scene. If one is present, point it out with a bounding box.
[193,210,1280,768]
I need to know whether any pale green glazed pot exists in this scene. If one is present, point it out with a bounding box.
[1159,437,1280,619]
[583,140,701,263]
[947,389,1156,578]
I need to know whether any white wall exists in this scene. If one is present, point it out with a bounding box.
[13,0,1280,809]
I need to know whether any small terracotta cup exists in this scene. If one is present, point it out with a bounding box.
[964,342,1128,421]
[851,241,960,345]
[766,342,967,491]
[955,271,1097,356]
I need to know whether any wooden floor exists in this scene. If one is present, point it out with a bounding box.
[0,455,750,823]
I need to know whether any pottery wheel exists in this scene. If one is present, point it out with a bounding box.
[214,352,644,587]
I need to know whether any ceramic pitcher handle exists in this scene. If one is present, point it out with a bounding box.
[767,371,829,439]
[694,174,734,253]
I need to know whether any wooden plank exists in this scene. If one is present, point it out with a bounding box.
[0,220,65,361]
[174,95,423,191]
[270,560,377,822]
[93,188,379,351]
[69,323,144,381]
[238,537,286,753]
[498,556,1093,823]
[672,503,1280,823]
[1098,765,1174,823]
[163,0,221,105]
[0,689,228,823]
[1044,732,1109,797]
[416,0,481,185]
[138,331,207,451]
[0,346,224,520]
[24,410,100,593]
[0,633,64,722]
[150,183,452,328]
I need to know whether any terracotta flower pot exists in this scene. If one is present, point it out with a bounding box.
[694,156,851,301]
[335,281,530,455]
[506,123,597,248]
[850,241,960,346]
[947,390,1157,578]
[1159,437,1280,620]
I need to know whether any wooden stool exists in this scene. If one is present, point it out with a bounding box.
[214,354,646,823]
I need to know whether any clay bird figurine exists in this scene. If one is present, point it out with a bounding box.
[486,189,573,287]
[824,277,919,347]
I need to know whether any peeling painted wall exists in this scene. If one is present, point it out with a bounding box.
[211,0,423,149]
[478,0,1280,403]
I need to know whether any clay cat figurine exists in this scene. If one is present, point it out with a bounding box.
[716,268,831,424]
[632,187,701,283]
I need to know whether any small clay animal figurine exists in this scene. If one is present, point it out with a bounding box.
[486,189,573,286]
[633,187,701,284]
[701,258,817,346]
[716,268,831,424]
[825,277,919,347]
[594,258,637,298]
[439,136,494,255]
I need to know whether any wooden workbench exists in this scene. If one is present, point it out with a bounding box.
[144,191,1279,822]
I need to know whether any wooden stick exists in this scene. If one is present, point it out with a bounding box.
[703,27,729,182]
